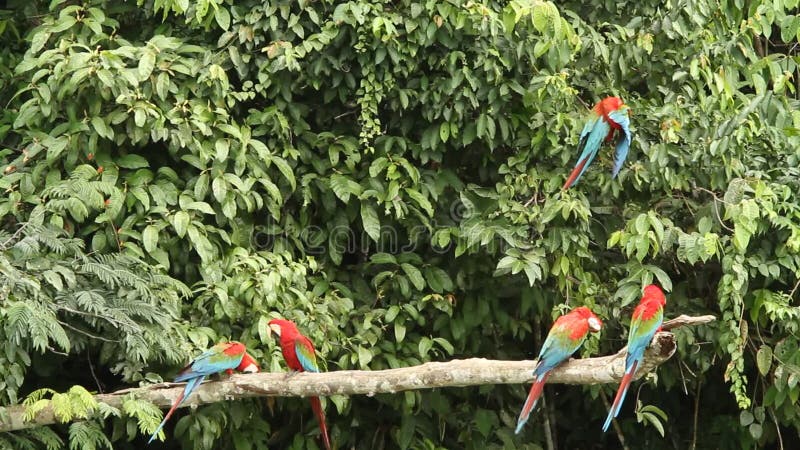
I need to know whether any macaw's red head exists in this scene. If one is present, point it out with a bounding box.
[268,318,299,338]
[594,96,631,120]
[642,284,667,307]
[222,341,247,356]
[573,306,603,333]
[237,352,260,373]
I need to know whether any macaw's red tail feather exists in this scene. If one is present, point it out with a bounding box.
[514,372,550,434]
[310,396,331,450]
[562,158,589,190]
[602,360,638,433]
[147,390,186,444]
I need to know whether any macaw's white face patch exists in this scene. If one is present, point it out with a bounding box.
[241,363,259,373]
[588,317,602,332]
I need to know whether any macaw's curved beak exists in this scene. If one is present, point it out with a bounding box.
[268,323,282,337]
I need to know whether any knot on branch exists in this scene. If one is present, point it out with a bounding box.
[652,332,677,359]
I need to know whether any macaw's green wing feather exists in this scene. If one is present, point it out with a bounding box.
[607,107,632,178]
[626,307,663,371]
[534,319,586,376]
[294,338,320,373]
[175,343,245,381]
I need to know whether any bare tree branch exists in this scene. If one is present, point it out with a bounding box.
[0,314,715,432]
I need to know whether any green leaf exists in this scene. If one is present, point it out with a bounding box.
[138,50,156,80]
[116,154,149,169]
[439,122,449,142]
[357,345,373,368]
[361,203,381,242]
[400,263,425,291]
[91,117,113,140]
[269,156,296,190]
[404,188,433,216]
[370,253,397,265]
[215,6,231,30]
[749,422,763,439]
[142,225,159,253]
[756,345,772,376]
[418,337,433,358]
[172,211,190,238]
[330,174,362,202]
[394,323,406,342]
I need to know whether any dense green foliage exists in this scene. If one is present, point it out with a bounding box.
[1,0,799,448]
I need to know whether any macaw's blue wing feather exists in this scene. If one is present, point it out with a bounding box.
[533,324,584,377]
[175,344,244,381]
[625,308,663,372]
[295,339,320,373]
[564,117,612,188]
[607,107,632,178]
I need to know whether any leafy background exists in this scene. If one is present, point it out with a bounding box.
[1,0,799,449]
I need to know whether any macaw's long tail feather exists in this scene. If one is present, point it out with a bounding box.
[514,372,550,434]
[562,157,590,190]
[602,360,638,432]
[147,377,203,444]
[310,396,331,450]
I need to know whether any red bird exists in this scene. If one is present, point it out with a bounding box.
[602,284,667,432]
[562,96,632,190]
[268,319,331,450]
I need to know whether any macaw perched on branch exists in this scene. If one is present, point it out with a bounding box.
[147,342,259,444]
[602,284,667,432]
[562,96,632,190]
[515,306,603,434]
[268,319,332,450]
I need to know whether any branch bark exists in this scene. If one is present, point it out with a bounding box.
[0,314,715,432]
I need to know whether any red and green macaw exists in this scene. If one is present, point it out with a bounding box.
[268,319,331,450]
[602,284,667,432]
[562,96,632,190]
[148,342,259,444]
[515,306,603,434]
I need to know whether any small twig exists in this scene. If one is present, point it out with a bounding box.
[691,379,701,450]
[693,186,734,232]
[107,216,122,252]
[87,352,104,393]
[541,394,555,450]
[548,392,558,450]
[523,190,538,208]
[333,110,358,120]
[661,315,716,332]
[46,346,68,356]
[54,304,133,329]
[788,278,800,300]
[677,358,688,395]
[0,208,46,249]
[57,320,121,343]
[770,409,784,450]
